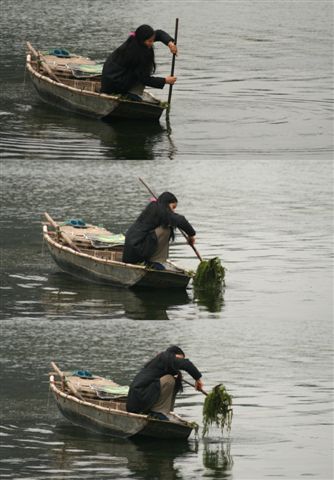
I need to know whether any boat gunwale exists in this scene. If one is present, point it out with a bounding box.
[26,54,166,111]
[43,225,191,279]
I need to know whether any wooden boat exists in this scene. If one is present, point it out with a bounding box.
[43,212,192,289]
[49,362,195,440]
[26,42,167,121]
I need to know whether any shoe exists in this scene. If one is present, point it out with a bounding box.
[149,411,169,421]
[145,262,166,271]
[124,93,143,102]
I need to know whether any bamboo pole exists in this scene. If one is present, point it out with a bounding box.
[183,378,208,396]
[167,18,179,109]
[26,42,61,82]
[51,361,84,400]
[44,212,81,252]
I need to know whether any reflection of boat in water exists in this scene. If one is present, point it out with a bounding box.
[52,423,197,479]
[26,43,167,121]
[43,214,192,290]
[25,97,175,160]
[50,362,195,440]
[41,272,191,320]
[100,120,168,160]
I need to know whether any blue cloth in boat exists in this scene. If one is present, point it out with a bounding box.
[43,48,72,57]
[65,218,86,228]
[72,370,94,379]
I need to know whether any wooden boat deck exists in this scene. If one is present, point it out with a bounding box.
[30,57,101,90]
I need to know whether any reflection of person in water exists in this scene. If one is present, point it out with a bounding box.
[126,346,203,420]
[122,192,196,270]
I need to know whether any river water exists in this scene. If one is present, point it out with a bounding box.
[0,0,333,479]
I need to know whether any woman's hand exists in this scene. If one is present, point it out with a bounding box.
[188,235,196,246]
[165,76,177,85]
[195,379,204,391]
[168,41,178,55]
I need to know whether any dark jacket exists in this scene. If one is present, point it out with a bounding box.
[122,201,196,264]
[101,30,173,94]
[126,351,202,414]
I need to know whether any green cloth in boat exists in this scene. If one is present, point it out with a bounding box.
[92,384,129,395]
[85,233,125,244]
[69,64,103,74]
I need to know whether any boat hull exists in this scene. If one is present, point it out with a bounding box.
[52,386,192,440]
[26,59,165,121]
[45,234,191,289]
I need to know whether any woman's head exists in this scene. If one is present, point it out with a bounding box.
[135,25,155,48]
[116,24,156,75]
[157,192,178,211]
[166,345,185,358]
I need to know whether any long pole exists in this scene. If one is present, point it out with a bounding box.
[167,18,179,108]
[138,177,203,261]
[183,378,208,396]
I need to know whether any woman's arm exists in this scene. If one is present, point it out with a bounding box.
[139,74,166,89]
[174,357,202,381]
[155,29,178,55]
[154,29,174,46]
[170,212,196,237]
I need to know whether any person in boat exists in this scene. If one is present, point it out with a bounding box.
[101,24,177,101]
[126,346,203,420]
[122,191,196,269]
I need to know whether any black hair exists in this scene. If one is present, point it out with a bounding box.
[156,192,178,240]
[112,24,156,77]
[157,191,178,207]
[135,24,155,43]
[166,345,185,356]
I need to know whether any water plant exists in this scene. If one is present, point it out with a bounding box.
[202,384,233,436]
[193,257,225,290]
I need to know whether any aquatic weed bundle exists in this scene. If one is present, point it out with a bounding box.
[193,257,225,290]
[202,384,233,436]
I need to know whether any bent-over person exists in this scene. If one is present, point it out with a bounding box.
[101,24,177,101]
[126,346,203,420]
[122,192,196,270]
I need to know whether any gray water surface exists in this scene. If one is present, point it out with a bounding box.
[0,0,333,479]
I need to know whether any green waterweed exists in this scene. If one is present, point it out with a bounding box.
[193,257,225,290]
[202,384,233,436]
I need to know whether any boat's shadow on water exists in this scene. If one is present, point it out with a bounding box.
[52,423,233,478]
[41,272,191,320]
[101,118,176,160]
[26,101,176,160]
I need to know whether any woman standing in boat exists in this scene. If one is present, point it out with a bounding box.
[122,192,196,269]
[101,24,177,101]
[126,346,203,420]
